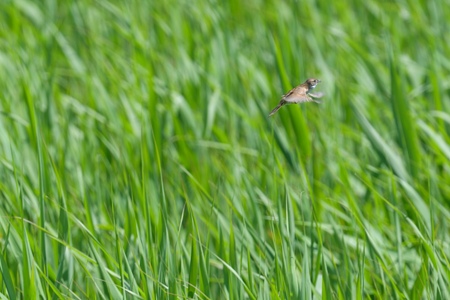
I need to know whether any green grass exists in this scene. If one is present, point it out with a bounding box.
[1,0,450,299]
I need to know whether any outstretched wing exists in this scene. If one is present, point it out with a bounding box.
[282,86,311,103]
[309,92,324,98]
[284,92,312,103]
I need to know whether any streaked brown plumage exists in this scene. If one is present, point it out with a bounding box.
[268,78,324,117]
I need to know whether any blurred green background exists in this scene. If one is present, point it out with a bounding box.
[1,0,449,299]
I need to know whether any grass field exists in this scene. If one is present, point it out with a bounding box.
[1,0,450,299]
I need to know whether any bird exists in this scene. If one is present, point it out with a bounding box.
[268,78,324,117]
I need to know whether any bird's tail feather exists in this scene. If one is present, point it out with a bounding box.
[268,102,284,117]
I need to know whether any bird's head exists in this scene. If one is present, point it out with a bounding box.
[305,78,321,89]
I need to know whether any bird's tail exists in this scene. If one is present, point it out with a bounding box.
[268,102,285,117]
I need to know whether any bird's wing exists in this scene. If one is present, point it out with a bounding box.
[282,86,310,103]
[283,90,312,103]
[282,85,305,97]
[309,92,324,98]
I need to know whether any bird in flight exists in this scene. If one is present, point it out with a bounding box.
[268,78,324,117]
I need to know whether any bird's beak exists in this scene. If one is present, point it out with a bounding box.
[318,79,322,83]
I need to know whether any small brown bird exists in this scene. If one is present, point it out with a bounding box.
[268,78,324,117]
